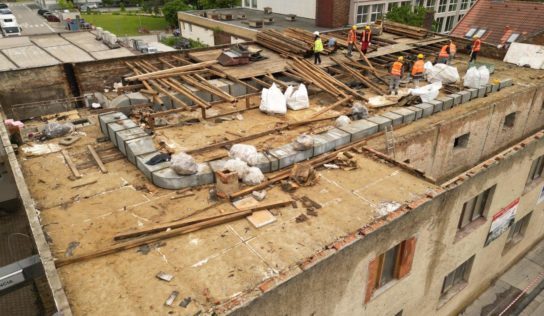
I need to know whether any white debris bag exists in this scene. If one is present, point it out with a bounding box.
[43,122,75,139]
[426,63,460,84]
[463,66,490,88]
[170,152,198,175]
[286,84,310,110]
[259,83,287,115]
[335,115,351,128]
[224,158,250,178]
[293,134,314,151]
[409,81,442,102]
[229,144,259,165]
[243,167,265,185]
[424,61,433,72]
[284,85,294,101]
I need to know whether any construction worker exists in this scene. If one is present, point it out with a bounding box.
[448,40,456,63]
[438,43,449,64]
[360,25,372,54]
[313,31,323,65]
[389,56,404,95]
[412,54,425,87]
[347,25,357,57]
[470,35,481,63]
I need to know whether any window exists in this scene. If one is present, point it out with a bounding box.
[506,33,520,43]
[251,0,257,8]
[365,238,417,303]
[458,186,495,229]
[445,15,456,32]
[436,17,445,32]
[356,5,370,24]
[506,212,532,245]
[449,0,458,12]
[458,14,464,21]
[470,0,476,6]
[244,0,249,6]
[389,2,399,10]
[438,0,448,12]
[474,28,487,38]
[454,133,470,148]
[465,27,477,38]
[526,155,544,187]
[401,1,411,6]
[504,112,517,128]
[426,0,436,9]
[370,4,384,22]
[460,0,469,10]
[441,256,475,296]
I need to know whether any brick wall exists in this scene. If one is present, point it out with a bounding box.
[316,0,350,28]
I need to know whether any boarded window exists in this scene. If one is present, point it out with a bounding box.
[506,212,532,245]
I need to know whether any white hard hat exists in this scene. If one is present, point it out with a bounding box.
[313,31,320,36]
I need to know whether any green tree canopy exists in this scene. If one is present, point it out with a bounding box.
[385,5,428,27]
[162,0,190,26]
[198,0,240,9]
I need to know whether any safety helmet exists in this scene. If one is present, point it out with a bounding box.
[313,31,320,36]
[473,35,479,39]
[417,53,424,59]
[398,56,404,61]
[352,25,357,30]
[365,25,370,30]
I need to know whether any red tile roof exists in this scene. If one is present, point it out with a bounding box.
[451,0,544,46]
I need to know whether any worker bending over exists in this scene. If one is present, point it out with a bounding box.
[470,36,481,63]
[347,25,357,57]
[313,31,323,65]
[448,40,456,63]
[438,43,449,64]
[389,56,404,95]
[360,25,372,54]
[411,54,425,87]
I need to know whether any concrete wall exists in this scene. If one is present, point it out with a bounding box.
[241,0,317,19]
[369,84,544,182]
[0,145,18,203]
[231,131,544,316]
[180,22,215,46]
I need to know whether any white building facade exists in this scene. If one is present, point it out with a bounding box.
[240,0,317,20]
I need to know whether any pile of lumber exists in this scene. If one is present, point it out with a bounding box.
[383,21,429,39]
[283,28,340,54]
[256,29,310,55]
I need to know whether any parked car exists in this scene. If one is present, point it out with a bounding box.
[0,3,8,9]
[38,9,50,16]
[0,8,12,15]
[45,14,60,22]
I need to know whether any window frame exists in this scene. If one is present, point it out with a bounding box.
[445,15,456,32]
[438,0,448,12]
[458,186,494,230]
[454,133,470,149]
[526,155,544,187]
[441,256,475,296]
[460,0,469,10]
[251,0,257,9]
[426,0,436,9]
[449,0,458,12]
[506,212,532,245]
[356,5,370,24]
[474,28,487,38]
[506,33,520,43]
[375,244,401,289]
[370,4,384,22]
[465,27,477,38]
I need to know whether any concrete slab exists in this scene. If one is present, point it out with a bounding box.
[325,128,351,148]
[366,116,393,131]
[98,112,127,135]
[407,106,423,120]
[60,32,110,52]
[115,128,148,155]
[391,108,416,123]
[90,47,135,60]
[263,152,279,171]
[458,90,471,103]
[126,136,156,164]
[209,159,228,173]
[152,163,214,189]
[106,119,138,146]
[43,44,95,63]
[414,103,434,117]
[428,99,443,113]
[449,94,462,106]
[0,36,32,49]
[338,119,379,141]
[492,82,500,92]
[0,52,17,71]
[380,112,403,126]
[31,34,71,48]
[500,79,514,89]
[208,79,231,102]
[501,258,543,290]
[136,151,171,180]
[485,84,492,95]
[477,86,486,98]
[269,143,313,169]
[224,79,247,97]
[1,46,59,68]
[437,96,454,110]
[250,152,272,173]
[467,88,478,100]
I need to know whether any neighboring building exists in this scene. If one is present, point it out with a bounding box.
[350,0,477,33]
[240,0,317,20]
[35,0,58,10]
[450,0,544,47]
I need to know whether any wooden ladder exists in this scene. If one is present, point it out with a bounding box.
[385,125,396,159]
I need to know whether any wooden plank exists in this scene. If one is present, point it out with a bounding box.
[61,149,82,179]
[87,145,108,174]
[308,96,353,119]
[125,60,218,81]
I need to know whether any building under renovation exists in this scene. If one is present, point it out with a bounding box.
[0,21,543,316]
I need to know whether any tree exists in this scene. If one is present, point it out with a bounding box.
[385,5,428,27]
[57,0,74,10]
[198,0,240,9]
[162,0,190,26]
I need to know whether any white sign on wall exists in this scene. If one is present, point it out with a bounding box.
[484,198,519,246]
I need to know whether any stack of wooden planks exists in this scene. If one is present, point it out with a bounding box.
[382,21,429,39]
[282,28,340,54]
[256,29,310,55]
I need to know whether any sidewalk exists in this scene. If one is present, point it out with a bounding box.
[461,239,544,316]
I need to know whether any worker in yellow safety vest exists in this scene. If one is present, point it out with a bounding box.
[411,54,425,87]
[389,56,404,95]
[448,40,456,63]
[360,25,372,54]
[347,25,357,57]
[438,44,449,64]
[313,31,324,65]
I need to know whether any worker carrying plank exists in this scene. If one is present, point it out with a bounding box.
[411,54,425,87]
[470,36,481,63]
[360,25,372,54]
[313,31,324,65]
[347,25,357,57]
[389,56,404,95]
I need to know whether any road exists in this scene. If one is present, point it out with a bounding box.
[3,2,61,36]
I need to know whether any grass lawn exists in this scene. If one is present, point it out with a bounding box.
[81,14,169,36]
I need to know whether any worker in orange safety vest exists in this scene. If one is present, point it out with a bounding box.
[347,25,357,57]
[360,25,372,54]
[411,54,425,87]
[389,56,404,95]
[470,36,481,63]
[438,44,449,64]
[448,40,456,63]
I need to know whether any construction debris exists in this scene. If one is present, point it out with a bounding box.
[290,163,317,186]
[246,210,277,228]
[252,190,267,201]
[179,297,192,308]
[156,272,174,282]
[165,291,179,307]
